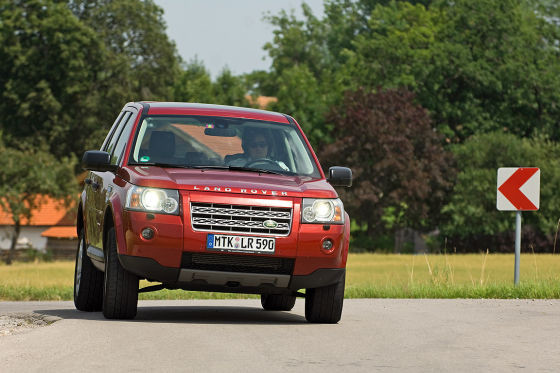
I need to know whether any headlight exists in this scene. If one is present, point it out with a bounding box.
[126,186,179,215]
[301,198,344,224]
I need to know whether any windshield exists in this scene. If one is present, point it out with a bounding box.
[128,115,321,178]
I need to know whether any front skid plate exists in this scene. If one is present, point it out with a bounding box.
[178,269,290,288]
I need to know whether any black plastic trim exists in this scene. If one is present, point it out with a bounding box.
[283,114,296,125]
[118,253,345,293]
[289,268,346,290]
[139,102,150,115]
[181,252,295,275]
[118,254,180,283]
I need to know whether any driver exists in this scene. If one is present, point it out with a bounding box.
[226,129,289,171]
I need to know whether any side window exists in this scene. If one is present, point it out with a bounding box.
[101,112,125,151]
[111,112,137,165]
[105,112,132,160]
[286,130,315,175]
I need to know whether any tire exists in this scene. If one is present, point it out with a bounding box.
[305,272,345,324]
[102,227,139,319]
[261,294,296,311]
[74,228,104,311]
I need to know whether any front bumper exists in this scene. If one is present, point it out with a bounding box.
[119,254,346,294]
[117,193,350,294]
[122,207,349,276]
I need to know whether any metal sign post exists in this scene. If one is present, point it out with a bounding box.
[514,211,521,285]
[497,167,540,285]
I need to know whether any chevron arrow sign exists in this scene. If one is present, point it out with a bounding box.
[497,167,540,211]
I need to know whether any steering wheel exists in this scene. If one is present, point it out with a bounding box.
[245,158,284,171]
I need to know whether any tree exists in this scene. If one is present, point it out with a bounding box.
[68,0,182,150]
[0,0,182,161]
[261,1,437,146]
[174,61,250,107]
[266,65,329,143]
[440,132,560,252]
[0,0,106,159]
[68,0,180,101]
[320,88,455,237]
[244,70,277,97]
[174,58,214,104]
[263,0,560,144]
[345,0,560,142]
[262,2,350,146]
[0,140,77,264]
[212,69,249,107]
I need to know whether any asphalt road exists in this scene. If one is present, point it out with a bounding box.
[0,299,559,372]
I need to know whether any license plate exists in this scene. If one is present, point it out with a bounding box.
[206,234,275,254]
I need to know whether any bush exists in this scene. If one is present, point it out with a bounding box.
[440,132,560,252]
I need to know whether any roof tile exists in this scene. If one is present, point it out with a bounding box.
[0,196,76,226]
[41,226,77,239]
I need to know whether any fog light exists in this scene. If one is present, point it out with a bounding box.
[141,228,154,240]
[322,239,334,251]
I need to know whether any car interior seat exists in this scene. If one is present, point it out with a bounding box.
[148,131,176,163]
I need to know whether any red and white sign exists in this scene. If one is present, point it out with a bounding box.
[497,167,540,211]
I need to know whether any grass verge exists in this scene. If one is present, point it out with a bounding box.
[1,253,560,300]
[345,281,560,299]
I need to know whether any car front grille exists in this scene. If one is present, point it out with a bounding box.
[190,202,292,236]
[181,252,295,275]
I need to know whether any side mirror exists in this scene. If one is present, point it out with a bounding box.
[327,166,352,187]
[82,151,117,172]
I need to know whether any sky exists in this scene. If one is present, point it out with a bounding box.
[153,0,325,78]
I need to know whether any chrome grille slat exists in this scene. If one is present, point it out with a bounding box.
[192,218,290,229]
[191,206,290,219]
[190,202,292,236]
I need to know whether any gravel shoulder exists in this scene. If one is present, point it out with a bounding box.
[0,312,61,336]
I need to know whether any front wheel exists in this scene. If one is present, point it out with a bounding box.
[102,227,139,319]
[305,272,345,323]
[74,228,103,311]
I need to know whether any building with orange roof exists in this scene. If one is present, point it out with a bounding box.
[0,196,77,254]
[245,95,277,109]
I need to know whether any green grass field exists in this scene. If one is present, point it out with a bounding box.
[1,253,560,300]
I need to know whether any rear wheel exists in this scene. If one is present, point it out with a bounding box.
[102,227,139,319]
[261,294,296,311]
[305,272,345,323]
[74,228,104,311]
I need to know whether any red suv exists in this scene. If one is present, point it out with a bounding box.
[74,102,352,323]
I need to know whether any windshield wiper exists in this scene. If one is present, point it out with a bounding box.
[187,165,286,175]
[189,165,230,170]
[129,162,197,169]
[227,166,285,176]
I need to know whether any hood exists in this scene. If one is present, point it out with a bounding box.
[120,166,338,198]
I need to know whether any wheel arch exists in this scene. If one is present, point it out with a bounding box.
[103,207,114,255]
[76,201,84,237]
[103,195,127,256]
[342,212,351,266]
